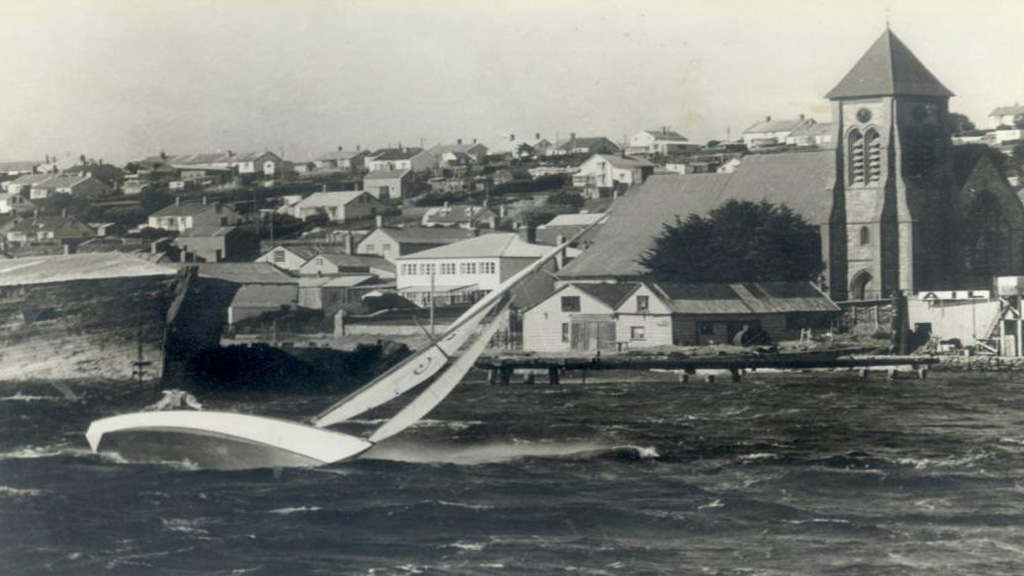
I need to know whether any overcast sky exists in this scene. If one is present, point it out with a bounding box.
[1,0,1022,164]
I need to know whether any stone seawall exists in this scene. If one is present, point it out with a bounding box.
[933,354,1024,372]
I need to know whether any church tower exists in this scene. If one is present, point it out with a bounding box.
[826,29,955,300]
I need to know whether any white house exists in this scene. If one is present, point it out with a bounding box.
[989,105,1024,129]
[426,142,489,167]
[256,244,324,272]
[395,232,552,306]
[522,280,839,353]
[0,193,36,215]
[742,115,816,149]
[365,149,435,173]
[28,174,112,200]
[627,129,699,156]
[291,191,386,222]
[148,199,241,233]
[784,122,835,148]
[313,148,367,171]
[297,251,396,278]
[355,227,477,261]
[363,169,411,200]
[572,154,655,193]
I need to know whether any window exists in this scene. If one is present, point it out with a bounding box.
[561,296,581,312]
[423,263,436,275]
[864,128,881,183]
[460,262,477,274]
[561,323,570,343]
[630,326,646,341]
[699,322,714,335]
[859,226,870,246]
[637,295,649,312]
[481,262,496,274]
[382,244,391,256]
[273,250,286,263]
[848,128,864,184]
[441,263,456,275]
[401,263,416,275]
[364,244,375,252]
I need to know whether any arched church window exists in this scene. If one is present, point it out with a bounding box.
[859,226,870,246]
[850,270,874,301]
[847,129,864,185]
[864,128,881,183]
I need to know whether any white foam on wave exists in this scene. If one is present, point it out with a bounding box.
[698,499,724,510]
[346,418,484,431]
[0,485,43,498]
[435,500,494,511]
[740,452,779,462]
[0,392,60,402]
[447,541,487,551]
[362,440,613,465]
[896,452,991,470]
[268,506,324,515]
[161,518,211,537]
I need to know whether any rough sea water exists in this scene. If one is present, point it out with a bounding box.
[3,370,1024,575]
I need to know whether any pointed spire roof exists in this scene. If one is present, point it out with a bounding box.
[826,29,953,99]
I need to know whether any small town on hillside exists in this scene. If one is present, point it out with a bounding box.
[3,28,1024,373]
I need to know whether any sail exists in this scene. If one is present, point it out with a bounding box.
[313,299,500,428]
[313,212,609,428]
[369,301,510,443]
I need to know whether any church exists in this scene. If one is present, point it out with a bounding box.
[559,29,1024,301]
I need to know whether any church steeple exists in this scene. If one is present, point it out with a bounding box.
[826,29,953,99]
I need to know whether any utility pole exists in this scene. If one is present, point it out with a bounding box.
[429,271,435,337]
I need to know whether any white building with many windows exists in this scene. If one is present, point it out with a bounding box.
[395,232,552,306]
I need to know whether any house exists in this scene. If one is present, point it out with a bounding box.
[989,105,1024,129]
[364,148,434,173]
[549,135,621,157]
[395,232,552,306]
[491,133,552,158]
[426,141,489,167]
[291,191,386,222]
[2,173,54,195]
[147,199,242,233]
[421,204,498,228]
[28,173,112,200]
[522,280,838,353]
[535,212,605,246]
[313,147,367,171]
[627,129,700,156]
[298,275,379,315]
[572,154,655,197]
[139,151,283,177]
[355,226,477,261]
[228,284,299,325]
[741,115,816,149]
[257,244,325,272]
[174,226,259,263]
[297,250,396,278]
[0,193,36,216]
[493,167,532,187]
[5,216,95,246]
[785,122,836,148]
[363,169,411,201]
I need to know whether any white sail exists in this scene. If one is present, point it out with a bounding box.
[313,214,607,429]
[369,302,510,443]
[313,300,499,428]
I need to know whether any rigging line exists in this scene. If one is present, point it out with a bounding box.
[413,316,451,361]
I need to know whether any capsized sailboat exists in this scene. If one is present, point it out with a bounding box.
[86,215,605,470]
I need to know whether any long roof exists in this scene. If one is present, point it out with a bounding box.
[231,284,298,307]
[744,118,814,135]
[559,150,836,278]
[398,232,550,260]
[369,226,477,245]
[151,201,225,217]
[539,212,606,228]
[990,105,1024,117]
[639,129,689,142]
[592,154,655,169]
[0,253,174,287]
[189,262,295,285]
[294,191,376,208]
[423,204,497,225]
[309,252,396,272]
[655,281,838,314]
[826,29,953,99]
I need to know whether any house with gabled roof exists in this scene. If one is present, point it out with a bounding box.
[627,128,699,157]
[784,122,836,148]
[354,226,477,261]
[5,216,96,247]
[535,212,605,246]
[291,190,386,222]
[363,169,411,200]
[395,232,557,306]
[421,203,499,229]
[28,173,112,200]
[365,148,434,173]
[522,279,838,352]
[314,147,368,171]
[989,105,1024,130]
[742,115,817,149]
[425,141,489,167]
[2,173,54,195]
[147,198,242,233]
[549,135,621,157]
[572,153,655,197]
[297,250,396,278]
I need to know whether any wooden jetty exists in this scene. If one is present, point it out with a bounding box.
[476,351,939,385]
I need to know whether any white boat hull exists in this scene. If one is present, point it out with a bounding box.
[86,411,373,470]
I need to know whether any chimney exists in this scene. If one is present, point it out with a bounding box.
[555,234,566,269]
[457,138,463,145]
[61,208,67,218]
[765,116,771,122]
[510,134,516,141]
[518,225,536,244]
[344,231,354,254]
[443,201,450,209]
[202,195,208,206]
[63,244,70,255]
[151,241,158,254]
[799,114,805,120]
[356,144,361,151]
[570,132,576,141]
[472,138,477,144]
[227,150,235,158]
[337,145,344,151]
[375,214,383,228]
[180,250,188,263]
[175,197,181,206]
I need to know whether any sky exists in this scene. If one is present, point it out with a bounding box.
[1,0,1022,165]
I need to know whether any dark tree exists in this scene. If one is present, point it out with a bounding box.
[639,199,824,283]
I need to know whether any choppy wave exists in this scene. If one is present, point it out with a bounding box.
[0,392,60,402]
[268,506,324,515]
[0,485,44,498]
[362,440,659,465]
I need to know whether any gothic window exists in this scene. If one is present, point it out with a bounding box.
[847,129,865,185]
[850,270,874,301]
[864,128,881,183]
[859,226,870,246]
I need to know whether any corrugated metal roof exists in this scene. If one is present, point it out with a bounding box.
[190,263,295,285]
[398,232,549,260]
[576,282,640,308]
[231,284,297,307]
[0,253,174,286]
[559,150,836,279]
[294,191,377,208]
